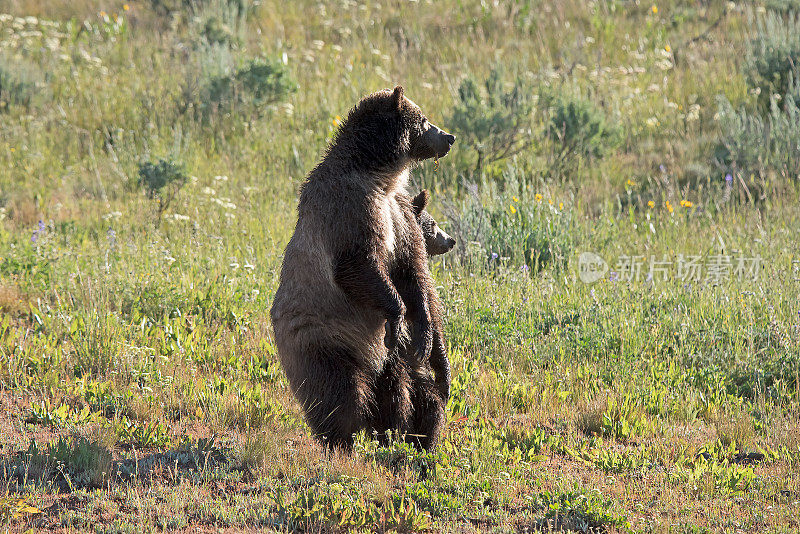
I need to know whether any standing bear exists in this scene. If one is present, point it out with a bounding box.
[270,87,455,451]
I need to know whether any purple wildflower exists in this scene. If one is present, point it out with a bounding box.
[32,220,45,243]
[609,271,619,282]
[725,173,733,185]
[491,252,499,260]
[659,164,666,173]
[521,264,530,272]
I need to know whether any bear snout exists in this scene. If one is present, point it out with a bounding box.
[435,132,455,158]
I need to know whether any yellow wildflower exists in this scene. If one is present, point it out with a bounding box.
[559,202,564,210]
[651,5,658,14]
[548,198,553,205]
[626,179,636,187]
[665,44,671,53]
[510,205,517,214]
[512,196,519,203]
[680,200,693,208]
[665,200,673,213]
[648,200,655,208]
[123,3,130,10]
[535,193,543,203]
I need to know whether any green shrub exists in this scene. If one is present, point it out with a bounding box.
[138,157,189,224]
[188,56,296,121]
[449,70,536,171]
[541,89,622,167]
[765,0,800,15]
[0,56,41,112]
[745,11,800,112]
[714,92,800,198]
[150,0,250,16]
[192,0,249,47]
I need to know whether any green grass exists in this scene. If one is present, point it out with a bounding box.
[1,0,799,532]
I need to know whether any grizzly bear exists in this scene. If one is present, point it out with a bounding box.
[409,190,454,403]
[270,86,455,451]
[412,190,456,257]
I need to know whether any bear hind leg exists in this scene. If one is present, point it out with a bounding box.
[292,346,372,453]
[407,373,446,451]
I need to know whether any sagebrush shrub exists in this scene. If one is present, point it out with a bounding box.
[150,0,249,16]
[541,90,622,164]
[765,0,800,14]
[192,0,249,47]
[745,11,800,112]
[190,56,296,120]
[138,157,189,223]
[715,91,800,198]
[449,70,536,171]
[0,57,40,111]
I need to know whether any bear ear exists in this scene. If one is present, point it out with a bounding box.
[411,189,429,214]
[392,86,404,110]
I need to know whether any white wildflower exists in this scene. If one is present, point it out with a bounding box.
[656,59,672,71]
[213,198,236,210]
[686,104,701,122]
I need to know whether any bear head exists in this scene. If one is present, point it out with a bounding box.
[334,86,455,175]
[411,190,456,257]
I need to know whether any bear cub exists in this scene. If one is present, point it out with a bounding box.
[407,190,454,402]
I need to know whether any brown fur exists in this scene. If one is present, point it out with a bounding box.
[408,190,455,403]
[270,87,455,451]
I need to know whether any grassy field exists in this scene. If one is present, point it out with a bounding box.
[1,0,800,532]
